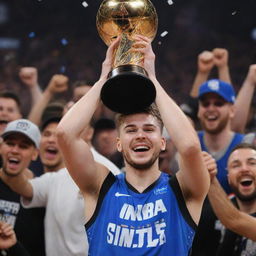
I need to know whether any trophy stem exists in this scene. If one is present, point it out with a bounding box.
[109,65,148,78]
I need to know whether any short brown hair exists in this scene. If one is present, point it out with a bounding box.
[0,91,21,108]
[230,143,256,156]
[115,103,163,132]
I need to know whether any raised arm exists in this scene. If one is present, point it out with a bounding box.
[28,74,68,125]
[56,38,120,195]
[19,67,42,108]
[2,169,33,200]
[190,51,214,97]
[231,64,256,133]
[133,35,210,223]
[209,177,256,241]
[213,48,232,84]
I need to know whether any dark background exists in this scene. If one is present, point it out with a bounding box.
[0,0,256,114]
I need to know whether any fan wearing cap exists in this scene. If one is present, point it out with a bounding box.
[197,79,244,193]
[1,119,40,176]
[191,79,245,256]
[3,114,120,256]
[0,119,45,256]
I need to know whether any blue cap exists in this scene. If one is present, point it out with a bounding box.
[198,79,236,103]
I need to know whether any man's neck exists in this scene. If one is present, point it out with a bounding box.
[125,163,161,193]
[204,128,234,153]
[237,198,256,215]
[44,164,64,173]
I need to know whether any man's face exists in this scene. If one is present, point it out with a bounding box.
[1,134,38,176]
[228,148,256,201]
[117,113,165,170]
[94,129,118,157]
[197,93,233,134]
[39,122,63,172]
[0,98,21,134]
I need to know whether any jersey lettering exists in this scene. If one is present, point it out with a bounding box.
[107,221,167,248]
[120,199,167,221]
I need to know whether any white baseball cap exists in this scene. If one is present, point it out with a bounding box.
[2,119,41,148]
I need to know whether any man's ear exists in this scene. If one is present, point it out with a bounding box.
[161,137,166,151]
[116,137,122,152]
[229,104,235,119]
[32,148,39,161]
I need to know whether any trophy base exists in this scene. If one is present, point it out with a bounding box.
[101,65,156,114]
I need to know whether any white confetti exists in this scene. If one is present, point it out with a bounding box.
[158,41,162,45]
[28,32,36,38]
[231,11,237,15]
[167,0,174,5]
[160,31,168,37]
[251,28,256,40]
[61,38,68,46]
[60,66,66,73]
[82,1,88,8]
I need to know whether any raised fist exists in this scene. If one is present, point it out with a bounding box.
[202,151,217,182]
[212,48,229,68]
[198,51,214,73]
[47,74,69,94]
[19,67,38,88]
[245,64,256,86]
[0,222,17,249]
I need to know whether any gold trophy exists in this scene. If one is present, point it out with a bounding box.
[97,0,158,114]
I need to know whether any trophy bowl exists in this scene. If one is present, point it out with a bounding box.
[97,0,158,114]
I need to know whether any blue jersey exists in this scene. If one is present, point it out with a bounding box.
[198,131,244,194]
[85,172,196,256]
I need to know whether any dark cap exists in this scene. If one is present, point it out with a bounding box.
[41,102,64,131]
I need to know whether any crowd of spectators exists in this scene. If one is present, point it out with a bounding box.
[0,1,256,255]
[0,0,256,115]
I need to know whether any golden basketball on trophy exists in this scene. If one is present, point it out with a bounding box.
[97,0,158,114]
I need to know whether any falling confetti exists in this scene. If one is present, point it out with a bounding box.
[60,66,66,73]
[61,38,68,46]
[28,32,36,38]
[231,11,237,16]
[82,1,88,8]
[167,0,174,5]
[251,28,256,40]
[158,41,162,45]
[160,31,168,37]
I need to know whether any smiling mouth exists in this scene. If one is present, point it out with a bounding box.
[46,147,58,154]
[240,180,253,187]
[8,158,20,166]
[133,146,150,152]
[0,120,8,125]
[206,115,218,121]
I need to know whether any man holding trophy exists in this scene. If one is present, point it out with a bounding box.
[57,0,209,255]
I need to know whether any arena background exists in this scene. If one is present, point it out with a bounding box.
[0,0,255,115]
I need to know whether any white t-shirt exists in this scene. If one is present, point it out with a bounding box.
[22,148,120,256]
